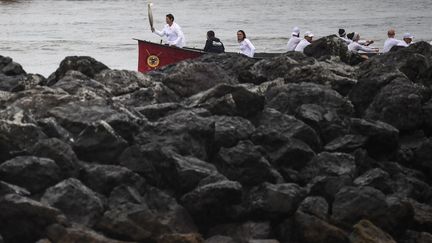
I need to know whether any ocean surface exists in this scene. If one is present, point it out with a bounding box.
[1,0,431,77]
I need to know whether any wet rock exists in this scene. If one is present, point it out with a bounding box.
[278,210,349,243]
[29,138,80,177]
[299,152,356,184]
[213,140,280,186]
[158,61,238,98]
[46,56,109,85]
[266,82,354,118]
[349,219,396,243]
[0,156,62,194]
[0,194,61,243]
[185,84,265,118]
[79,163,145,196]
[41,178,104,227]
[298,196,329,220]
[0,181,30,197]
[245,182,307,218]
[324,134,367,153]
[252,108,321,152]
[180,180,243,225]
[94,69,152,96]
[73,120,128,164]
[135,102,183,121]
[332,186,388,227]
[46,224,132,243]
[353,168,392,194]
[304,35,351,64]
[213,115,255,148]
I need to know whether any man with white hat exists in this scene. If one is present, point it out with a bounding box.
[287,27,301,51]
[295,31,314,52]
[398,33,414,46]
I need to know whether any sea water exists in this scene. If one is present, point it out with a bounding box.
[1,0,431,76]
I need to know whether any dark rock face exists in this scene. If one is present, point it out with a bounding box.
[1,41,432,242]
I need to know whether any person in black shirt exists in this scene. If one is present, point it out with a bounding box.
[203,30,225,53]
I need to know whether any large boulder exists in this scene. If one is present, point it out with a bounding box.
[304,35,351,64]
[46,56,109,85]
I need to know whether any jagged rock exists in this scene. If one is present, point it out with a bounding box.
[332,186,388,227]
[207,221,273,243]
[52,70,112,99]
[298,196,329,220]
[408,199,432,233]
[0,181,30,197]
[37,117,74,142]
[295,104,350,144]
[299,152,356,184]
[46,224,133,243]
[0,156,62,194]
[307,175,352,203]
[46,56,109,85]
[73,120,128,164]
[401,230,432,243]
[266,82,354,118]
[278,211,349,243]
[185,84,265,118]
[364,78,426,131]
[304,35,351,64]
[29,138,80,177]
[79,163,145,195]
[245,182,307,218]
[349,219,396,243]
[157,60,238,98]
[348,62,407,116]
[213,140,280,186]
[41,178,104,227]
[94,69,152,96]
[114,83,181,108]
[97,185,197,242]
[135,102,183,121]
[349,118,399,158]
[353,168,392,194]
[324,134,367,153]
[252,108,321,152]
[47,99,141,141]
[0,194,62,243]
[213,115,255,148]
[181,180,243,225]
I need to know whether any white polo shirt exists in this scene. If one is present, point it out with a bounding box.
[383,38,400,53]
[154,22,186,48]
[295,39,311,52]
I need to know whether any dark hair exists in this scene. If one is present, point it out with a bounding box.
[347,32,354,40]
[237,30,246,39]
[338,28,346,37]
[207,30,215,38]
[166,14,174,21]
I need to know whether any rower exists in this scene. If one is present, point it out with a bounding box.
[295,31,314,53]
[287,26,301,51]
[383,29,400,53]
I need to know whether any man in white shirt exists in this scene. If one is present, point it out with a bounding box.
[295,31,314,53]
[383,29,400,53]
[151,14,186,48]
[287,27,301,51]
[348,32,378,54]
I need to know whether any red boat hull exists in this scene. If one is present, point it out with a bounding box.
[136,39,205,73]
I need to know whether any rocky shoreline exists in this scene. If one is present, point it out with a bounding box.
[0,36,432,243]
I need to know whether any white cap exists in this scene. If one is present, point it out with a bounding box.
[292,26,300,36]
[304,31,314,37]
[403,33,414,39]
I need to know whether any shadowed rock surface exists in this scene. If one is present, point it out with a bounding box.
[1,38,432,243]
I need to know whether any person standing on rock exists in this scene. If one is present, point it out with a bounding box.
[287,26,301,51]
[295,31,314,53]
[348,32,378,54]
[151,13,186,48]
[383,29,400,53]
[204,30,225,53]
[237,30,256,57]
